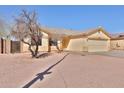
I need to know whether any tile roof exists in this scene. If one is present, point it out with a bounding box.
[40,26,106,35]
[110,33,124,39]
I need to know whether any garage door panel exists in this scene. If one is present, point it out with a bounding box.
[88,46,107,52]
[88,40,107,45]
[66,38,86,51]
[88,40,108,52]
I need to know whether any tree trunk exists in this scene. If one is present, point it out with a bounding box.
[48,45,51,52]
[28,45,35,58]
[56,45,60,51]
[21,39,40,58]
[34,43,39,57]
[56,44,62,53]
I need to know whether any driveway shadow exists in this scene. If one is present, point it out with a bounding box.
[22,53,69,88]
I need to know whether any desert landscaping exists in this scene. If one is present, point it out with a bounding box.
[0,51,124,88]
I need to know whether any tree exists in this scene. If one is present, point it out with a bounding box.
[11,10,42,58]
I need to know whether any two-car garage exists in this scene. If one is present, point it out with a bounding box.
[66,38,109,52]
[65,28,110,52]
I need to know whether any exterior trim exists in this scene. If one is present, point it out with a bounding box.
[86,28,111,38]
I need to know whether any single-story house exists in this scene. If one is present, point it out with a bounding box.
[20,26,122,53]
[1,26,124,54]
[18,27,124,52]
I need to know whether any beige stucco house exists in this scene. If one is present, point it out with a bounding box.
[20,26,124,53]
[1,26,124,54]
[20,26,117,53]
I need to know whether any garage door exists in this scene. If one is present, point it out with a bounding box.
[66,38,83,51]
[88,40,108,52]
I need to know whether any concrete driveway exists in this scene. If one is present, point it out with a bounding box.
[28,52,124,88]
[92,50,124,58]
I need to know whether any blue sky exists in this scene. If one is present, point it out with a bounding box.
[0,5,124,33]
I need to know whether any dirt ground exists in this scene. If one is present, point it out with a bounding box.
[0,52,67,88]
[1,51,124,88]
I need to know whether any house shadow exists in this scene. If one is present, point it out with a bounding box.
[23,53,69,88]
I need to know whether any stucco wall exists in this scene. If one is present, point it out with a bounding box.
[61,37,70,49]
[111,40,124,50]
[5,39,11,54]
[21,32,49,52]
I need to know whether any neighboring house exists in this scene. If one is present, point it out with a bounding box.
[111,33,124,50]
